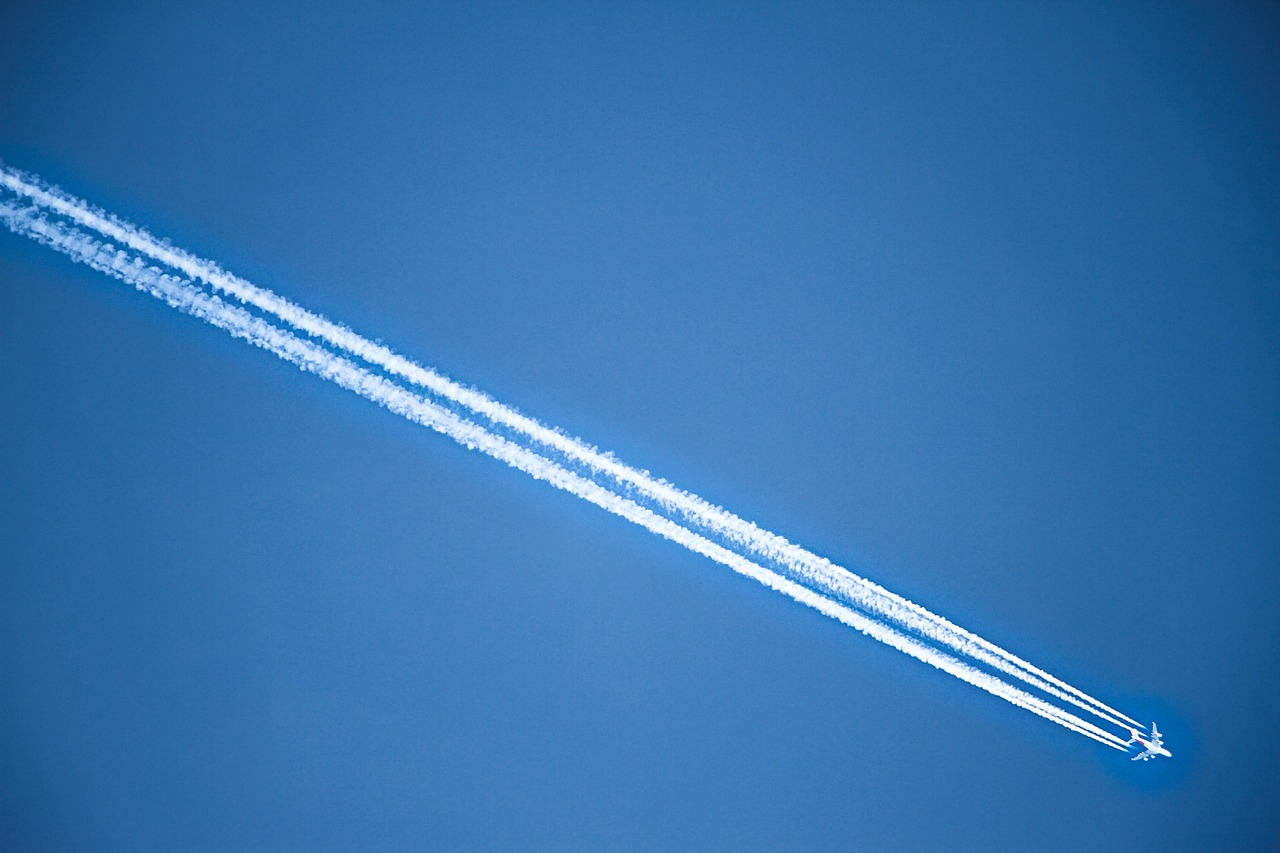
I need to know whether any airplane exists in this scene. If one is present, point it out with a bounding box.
[1126,722,1172,761]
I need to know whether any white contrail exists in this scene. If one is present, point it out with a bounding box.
[0,195,1130,750]
[0,164,1140,733]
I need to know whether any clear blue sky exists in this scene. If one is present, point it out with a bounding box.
[2,2,1277,850]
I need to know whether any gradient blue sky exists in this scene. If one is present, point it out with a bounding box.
[2,2,1277,850]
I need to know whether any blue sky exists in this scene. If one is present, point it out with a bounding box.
[1,2,1277,850]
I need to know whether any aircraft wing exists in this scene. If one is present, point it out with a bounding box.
[1131,751,1151,761]
[1150,723,1162,746]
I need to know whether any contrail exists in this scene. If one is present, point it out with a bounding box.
[0,165,1140,734]
[0,176,1135,749]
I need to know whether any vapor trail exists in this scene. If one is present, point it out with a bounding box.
[0,197,1129,749]
[0,164,1139,733]
[0,195,1131,747]
[0,194,1130,750]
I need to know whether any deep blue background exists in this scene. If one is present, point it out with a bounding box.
[2,2,1277,850]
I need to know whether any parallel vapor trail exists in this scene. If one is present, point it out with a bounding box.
[0,174,1134,749]
[0,164,1140,734]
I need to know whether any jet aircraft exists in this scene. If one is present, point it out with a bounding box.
[1126,723,1171,761]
